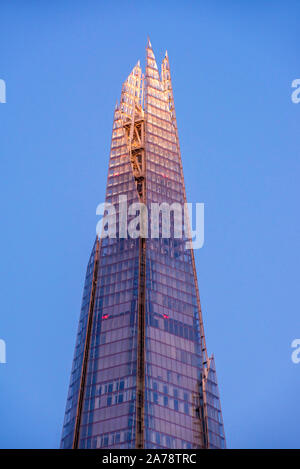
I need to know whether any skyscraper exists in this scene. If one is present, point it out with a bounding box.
[61,39,226,450]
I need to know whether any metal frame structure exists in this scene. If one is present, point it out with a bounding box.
[119,63,147,448]
[72,238,100,449]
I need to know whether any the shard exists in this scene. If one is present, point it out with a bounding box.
[60,39,226,449]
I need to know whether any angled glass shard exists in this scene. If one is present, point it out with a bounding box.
[60,40,226,450]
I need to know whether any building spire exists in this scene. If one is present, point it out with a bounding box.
[145,36,160,82]
[60,40,226,451]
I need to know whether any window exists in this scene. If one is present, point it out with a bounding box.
[184,393,189,414]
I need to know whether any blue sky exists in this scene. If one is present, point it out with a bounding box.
[1,0,299,448]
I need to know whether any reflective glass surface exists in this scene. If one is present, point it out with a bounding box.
[61,42,225,449]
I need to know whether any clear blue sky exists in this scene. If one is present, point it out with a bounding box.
[1,0,299,449]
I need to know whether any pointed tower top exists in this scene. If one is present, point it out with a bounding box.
[147,36,152,48]
[162,50,170,70]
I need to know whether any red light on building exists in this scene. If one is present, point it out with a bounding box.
[163,314,169,319]
[102,314,109,319]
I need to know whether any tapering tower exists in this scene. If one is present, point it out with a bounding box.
[60,40,226,450]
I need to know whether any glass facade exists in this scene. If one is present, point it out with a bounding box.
[61,40,225,449]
